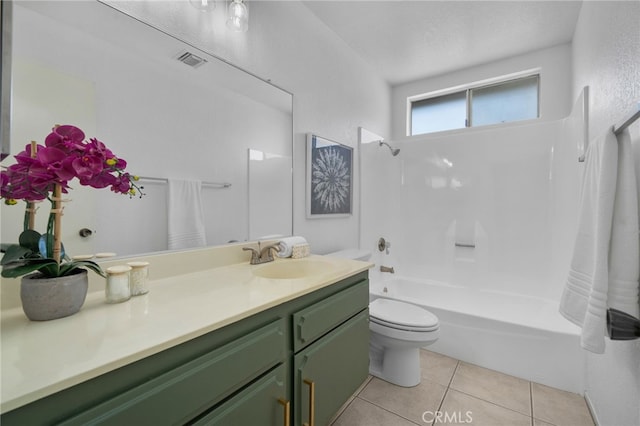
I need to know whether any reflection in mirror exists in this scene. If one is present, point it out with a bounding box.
[248,149,293,240]
[2,1,293,258]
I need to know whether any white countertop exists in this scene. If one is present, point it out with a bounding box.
[0,251,372,413]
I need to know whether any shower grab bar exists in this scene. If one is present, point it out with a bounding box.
[138,176,232,188]
[455,242,476,248]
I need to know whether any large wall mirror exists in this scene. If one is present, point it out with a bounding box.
[1,1,293,257]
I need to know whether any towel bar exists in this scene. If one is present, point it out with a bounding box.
[455,242,476,248]
[139,176,231,188]
[579,100,639,162]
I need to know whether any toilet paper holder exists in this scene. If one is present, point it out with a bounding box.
[607,308,640,340]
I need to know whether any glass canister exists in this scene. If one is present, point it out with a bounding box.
[105,265,132,303]
[127,261,150,296]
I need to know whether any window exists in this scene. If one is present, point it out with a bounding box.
[409,74,539,136]
[411,92,466,135]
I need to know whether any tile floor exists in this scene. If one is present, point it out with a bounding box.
[330,349,595,426]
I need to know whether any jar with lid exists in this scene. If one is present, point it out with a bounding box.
[127,261,150,296]
[105,265,132,303]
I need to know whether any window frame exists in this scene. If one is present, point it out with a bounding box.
[407,69,541,136]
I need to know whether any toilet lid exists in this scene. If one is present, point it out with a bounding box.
[370,298,439,331]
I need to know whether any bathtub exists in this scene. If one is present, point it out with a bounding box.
[369,276,584,394]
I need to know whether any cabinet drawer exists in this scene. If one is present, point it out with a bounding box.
[59,319,286,426]
[293,279,368,352]
[191,364,287,426]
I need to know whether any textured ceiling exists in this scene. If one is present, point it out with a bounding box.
[302,1,583,85]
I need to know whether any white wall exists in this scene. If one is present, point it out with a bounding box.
[571,2,640,425]
[391,43,573,141]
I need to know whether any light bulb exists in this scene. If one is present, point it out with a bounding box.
[226,0,248,32]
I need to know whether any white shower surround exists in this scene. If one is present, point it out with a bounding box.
[361,96,586,393]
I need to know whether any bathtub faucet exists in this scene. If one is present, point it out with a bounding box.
[380,265,395,274]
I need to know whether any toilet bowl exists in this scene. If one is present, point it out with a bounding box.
[325,248,440,387]
[369,298,439,387]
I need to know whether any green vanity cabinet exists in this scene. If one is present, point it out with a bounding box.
[191,364,288,426]
[294,310,370,426]
[292,278,370,425]
[293,281,370,352]
[57,319,287,426]
[1,271,369,426]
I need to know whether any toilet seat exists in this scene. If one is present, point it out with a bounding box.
[369,299,439,332]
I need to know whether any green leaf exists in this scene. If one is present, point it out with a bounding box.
[59,260,105,278]
[0,259,58,278]
[72,260,106,278]
[18,230,42,252]
[40,263,60,278]
[0,245,31,265]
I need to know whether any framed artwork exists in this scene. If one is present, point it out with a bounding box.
[306,133,353,218]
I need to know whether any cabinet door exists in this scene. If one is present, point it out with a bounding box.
[191,365,288,426]
[294,309,369,426]
[58,319,285,426]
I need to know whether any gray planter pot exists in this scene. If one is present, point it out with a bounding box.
[20,269,89,321]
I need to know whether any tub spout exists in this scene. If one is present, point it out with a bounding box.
[380,265,395,274]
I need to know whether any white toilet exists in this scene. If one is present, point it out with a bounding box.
[326,249,440,387]
[368,298,439,387]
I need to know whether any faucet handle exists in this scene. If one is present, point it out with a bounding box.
[260,243,280,262]
[243,246,260,264]
[378,237,391,254]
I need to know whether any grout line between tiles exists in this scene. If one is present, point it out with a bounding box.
[353,395,423,426]
[447,360,460,388]
[435,360,458,415]
[450,387,533,419]
[530,381,534,421]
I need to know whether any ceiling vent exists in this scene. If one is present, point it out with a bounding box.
[176,51,207,68]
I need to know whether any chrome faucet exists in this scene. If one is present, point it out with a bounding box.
[243,242,281,265]
[380,265,395,274]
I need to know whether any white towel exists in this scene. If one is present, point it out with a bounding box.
[559,127,640,353]
[586,129,639,337]
[277,236,307,258]
[167,179,207,250]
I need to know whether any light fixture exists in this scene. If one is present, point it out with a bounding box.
[189,0,216,12]
[226,0,248,32]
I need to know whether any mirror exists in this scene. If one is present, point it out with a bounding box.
[1,0,293,257]
[0,1,10,161]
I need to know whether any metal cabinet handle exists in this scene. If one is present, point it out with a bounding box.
[278,398,290,426]
[303,379,315,426]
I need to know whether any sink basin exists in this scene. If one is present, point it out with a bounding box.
[253,259,335,280]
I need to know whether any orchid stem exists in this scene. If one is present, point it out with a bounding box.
[26,141,37,230]
[52,184,62,264]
